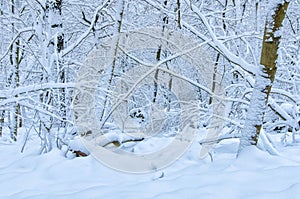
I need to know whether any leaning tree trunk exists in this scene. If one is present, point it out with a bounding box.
[238,1,289,153]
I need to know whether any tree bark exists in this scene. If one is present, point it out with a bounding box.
[238,2,289,153]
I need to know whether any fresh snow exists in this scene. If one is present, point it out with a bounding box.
[0,133,300,199]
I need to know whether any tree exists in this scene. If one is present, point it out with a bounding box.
[238,1,290,152]
[0,0,114,151]
[0,0,298,158]
[8,0,23,141]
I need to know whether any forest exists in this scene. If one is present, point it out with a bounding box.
[0,0,300,198]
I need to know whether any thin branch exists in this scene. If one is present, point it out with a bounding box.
[62,0,113,57]
[0,27,34,62]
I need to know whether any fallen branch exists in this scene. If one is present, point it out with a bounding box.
[85,132,145,147]
[199,134,240,145]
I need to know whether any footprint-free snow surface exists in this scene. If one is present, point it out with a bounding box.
[0,136,300,199]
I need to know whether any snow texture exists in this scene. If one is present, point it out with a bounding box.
[0,133,300,199]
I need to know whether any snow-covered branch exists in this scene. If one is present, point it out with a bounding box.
[183,2,259,75]
[62,0,113,57]
[0,83,75,99]
[0,27,34,62]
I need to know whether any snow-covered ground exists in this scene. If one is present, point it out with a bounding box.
[0,134,300,199]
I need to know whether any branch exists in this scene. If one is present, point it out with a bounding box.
[18,101,73,123]
[199,134,240,145]
[182,1,258,75]
[62,0,113,57]
[0,83,75,99]
[142,0,259,75]
[0,27,34,62]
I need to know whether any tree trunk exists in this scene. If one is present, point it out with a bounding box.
[9,0,22,141]
[154,0,170,103]
[99,0,125,123]
[0,0,3,137]
[38,0,64,150]
[47,0,65,127]
[238,2,289,153]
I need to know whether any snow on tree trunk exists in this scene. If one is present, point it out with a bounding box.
[0,0,3,137]
[8,0,23,141]
[238,1,289,153]
[39,0,64,151]
[45,0,65,127]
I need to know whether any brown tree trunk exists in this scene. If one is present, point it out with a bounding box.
[238,2,289,152]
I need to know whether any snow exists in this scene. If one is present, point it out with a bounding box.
[1,133,300,199]
[280,102,299,117]
[0,0,299,197]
